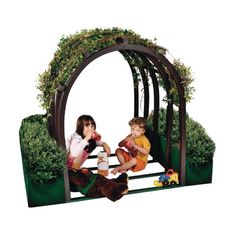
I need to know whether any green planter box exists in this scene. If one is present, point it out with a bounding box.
[23,172,66,207]
[19,114,67,207]
[159,137,213,186]
[21,154,66,207]
[185,160,213,185]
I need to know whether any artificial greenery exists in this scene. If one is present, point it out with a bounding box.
[121,52,195,106]
[163,59,195,106]
[37,27,194,113]
[147,108,216,166]
[19,114,66,183]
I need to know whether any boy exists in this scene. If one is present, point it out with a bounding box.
[111,117,151,175]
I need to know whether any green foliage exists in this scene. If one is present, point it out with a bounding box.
[147,108,216,166]
[172,59,195,105]
[37,27,196,116]
[37,27,165,113]
[19,114,66,183]
[161,59,195,106]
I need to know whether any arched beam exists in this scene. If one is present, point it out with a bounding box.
[119,51,139,117]
[151,53,186,185]
[124,51,150,118]
[49,43,186,190]
[51,44,166,147]
[146,56,174,170]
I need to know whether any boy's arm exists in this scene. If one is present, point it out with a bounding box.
[132,143,149,155]
[128,137,150,155]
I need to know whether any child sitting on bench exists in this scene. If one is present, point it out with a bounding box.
[111,117,151,175]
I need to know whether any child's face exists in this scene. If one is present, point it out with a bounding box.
[83,122,95,136]
[130,124,145,138]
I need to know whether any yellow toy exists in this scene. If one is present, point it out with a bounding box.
[154,169,179,187]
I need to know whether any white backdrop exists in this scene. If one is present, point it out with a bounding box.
[1,0,235,235]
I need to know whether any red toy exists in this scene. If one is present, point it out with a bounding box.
[118,139,137,157]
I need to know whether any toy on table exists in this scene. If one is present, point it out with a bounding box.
[154,169,179,187]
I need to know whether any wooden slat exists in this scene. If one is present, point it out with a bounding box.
[70,184,180,202]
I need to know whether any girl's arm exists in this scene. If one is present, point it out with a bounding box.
[70,138,89,158]
[69,130,94,157]
[97,140,111,156]
[102,142,111,156]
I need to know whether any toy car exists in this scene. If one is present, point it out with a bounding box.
[154,169,179,187]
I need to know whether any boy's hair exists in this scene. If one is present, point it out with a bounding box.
[76,115,96,137]
[128,117,147,131]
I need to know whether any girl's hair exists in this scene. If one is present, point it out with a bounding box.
[76,115,96,137]
[128,117,147,130]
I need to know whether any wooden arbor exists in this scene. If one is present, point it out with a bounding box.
[48,37,186,202]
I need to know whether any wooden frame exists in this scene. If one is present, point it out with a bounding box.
[48,39,186,202]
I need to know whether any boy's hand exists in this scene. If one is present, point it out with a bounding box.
[127,138,135,147]
[119,138,137,157]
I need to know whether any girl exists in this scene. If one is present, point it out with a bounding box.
[66,115,111,170]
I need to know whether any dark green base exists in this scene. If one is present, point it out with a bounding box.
[24,174,66,207]
[21,135,213,206]
[159,137,213,186]
[185,161,213,185]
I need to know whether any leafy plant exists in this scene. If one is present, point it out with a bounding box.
[36,27,194,114]
[147,108,216,166]
[172,59,195,105]
[19,115,66,183]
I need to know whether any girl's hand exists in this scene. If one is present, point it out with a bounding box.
[103,142,111,156]
[84,130,93,141]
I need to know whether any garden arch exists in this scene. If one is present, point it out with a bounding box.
[48,36,186,202]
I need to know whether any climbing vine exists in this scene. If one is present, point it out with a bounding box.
[170,59,195,105]
[37,27,194,113]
